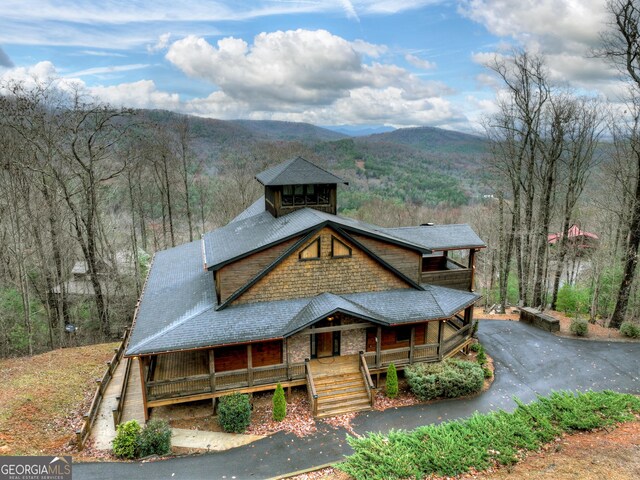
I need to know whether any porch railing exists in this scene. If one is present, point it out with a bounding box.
[305,359,318,416]
[359,351,375,407]
[147,361,306,401]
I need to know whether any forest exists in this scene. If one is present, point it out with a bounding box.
[1,0,640,357]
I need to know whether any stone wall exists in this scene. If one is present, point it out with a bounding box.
[287,333,310,363]
[234,227,411,305]
[519,307,560,332]
[340,328,366,355]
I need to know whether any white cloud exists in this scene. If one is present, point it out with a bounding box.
[65,63,150,78]
[460,0,618,94]
[90,80,181,109]
[147,33,171,53]
[340,0,360,21]
[351,39,387,58]
[79,50,127,58]
[405,53,436,70]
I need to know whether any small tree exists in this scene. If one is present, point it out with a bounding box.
[272,383,287,422]
[386,363,398,398]
[139,419,172,457]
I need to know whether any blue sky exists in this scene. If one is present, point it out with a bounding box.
[0,1,620,131]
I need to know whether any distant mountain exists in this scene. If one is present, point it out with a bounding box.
[324,125,396,137]
[362,126,488,154]
[231,119,348,142]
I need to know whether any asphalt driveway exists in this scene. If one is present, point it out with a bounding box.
[74,320,640,480]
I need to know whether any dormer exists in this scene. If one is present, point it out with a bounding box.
[255,157,348,218]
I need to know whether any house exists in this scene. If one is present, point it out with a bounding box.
[125,157,486,418]
[548,224,599,255]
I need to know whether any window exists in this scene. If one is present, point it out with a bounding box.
[331,236,352,258]
[299,238,321,260]
[282,184,328,207]
[282,185,294,205]
[396,326,411,343]
[317,185,330,204]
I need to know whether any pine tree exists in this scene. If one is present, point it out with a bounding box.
[272,383,287,421]
[386,363,398,398]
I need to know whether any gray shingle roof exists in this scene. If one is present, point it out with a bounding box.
[255,157,347,186]
[383,224,486,250]
[126,238,480,355]
[229,196,265,223]
[202,207,432,270]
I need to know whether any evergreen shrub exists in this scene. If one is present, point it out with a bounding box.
[218,393,251,433]
[112,420,141,459]
[138,419,172,457]
[620,321,640,339]
[386,363,398,398]
[405,359,483,401]
[570,318,588,336]
[272,383,287,422]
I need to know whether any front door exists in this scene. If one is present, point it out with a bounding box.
[316,332,334,358]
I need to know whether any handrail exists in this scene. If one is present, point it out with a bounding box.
[359,351,375,407]
[112,356,133,428]
[305,359,318,416]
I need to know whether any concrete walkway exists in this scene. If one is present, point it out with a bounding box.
[171,428,265,451]
[76,320,640,480]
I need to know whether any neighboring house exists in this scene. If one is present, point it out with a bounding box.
[125,157,486,418]
[548,224,599,254]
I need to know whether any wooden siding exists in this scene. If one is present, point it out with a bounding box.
[234,227,412,305]
[349,233,421,283]
[218,236,301,302]
[214,345,248,372]
[366,322,433,351]
[251,340,283,367]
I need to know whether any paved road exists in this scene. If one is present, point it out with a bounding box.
[75,320,640,480]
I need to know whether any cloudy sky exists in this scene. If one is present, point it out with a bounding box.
[0,1,622,131]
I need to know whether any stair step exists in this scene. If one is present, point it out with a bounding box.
[313,371,360,380]
[317,399,371,415]
[318,392,369,406]
[316,404,371,418]
[314,379,364,390]
[317,385,366,397]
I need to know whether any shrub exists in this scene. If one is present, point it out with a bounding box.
[386,363,398,398]
[138,419,172,457]
[557,284,590,315]
[570,318,588,337]
[272,383,287,422]
[218,393,251,433]
[338,390,640,480]
[112,420,141,459]
[405,359,483,401]
[476,349,487,365]
[620,321,640,339]
[483,367,493,379]
[469,342,481,352]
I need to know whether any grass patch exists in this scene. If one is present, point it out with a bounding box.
[0,343,118,455]
[338,390,640,479]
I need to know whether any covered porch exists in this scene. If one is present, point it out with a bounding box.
[133,305,475,418]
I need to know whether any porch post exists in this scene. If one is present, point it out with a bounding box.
[469,248,476,292]
[138,356,149,422]
[208,349,216,393]
[247,345,253,387]
[409,327,415,364]
[376,326,382,368]
[438,321,444,360]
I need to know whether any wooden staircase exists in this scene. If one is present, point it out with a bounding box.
[308,355,373,418]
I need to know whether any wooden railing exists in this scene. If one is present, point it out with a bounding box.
[442,324,472,356]
[413,343,439,360]
[76,327,130,450]
[111,356,133,428]
[359,351,375,407]
[420,268,472,291]
[146,361,307,401]
[305,359,319,417]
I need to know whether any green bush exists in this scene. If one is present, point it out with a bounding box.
[138,419,172,457]
[483,367,493,379]
[338,391,640,480]
[557,284,590,315]
[469,342,482,352]
[112,420,141,459]
[272,383,287,422]
[405,359,483,401]
[476,348,487,365]
[218,393,251,433]
[620,321,640,339]
[570,318,588,337]
[386,363,398,398]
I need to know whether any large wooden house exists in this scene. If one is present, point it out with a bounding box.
[125,157,486,418]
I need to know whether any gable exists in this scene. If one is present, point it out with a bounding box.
[218,236,302,303]
[232,227,413,306]
[349,233,421,283]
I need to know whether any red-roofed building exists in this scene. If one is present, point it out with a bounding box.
[548,224,599,254]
